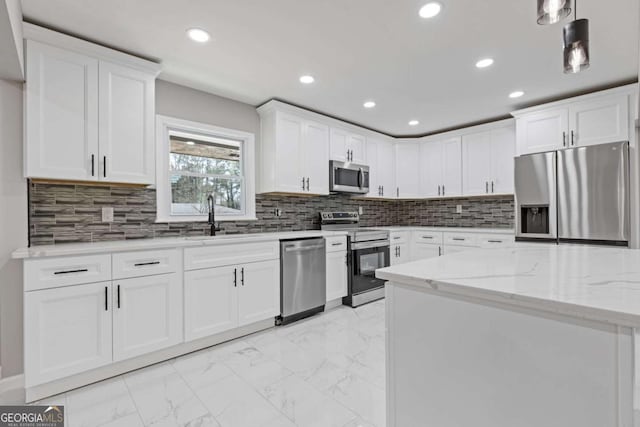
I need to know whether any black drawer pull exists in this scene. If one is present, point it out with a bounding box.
[487,240,503,243]
[331,242,343,246]
[421,236,433,239]
[54,268,88,275]
[452,238,466,241]
[134,261,161,267]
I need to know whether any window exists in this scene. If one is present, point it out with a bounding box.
[156,115,256,222]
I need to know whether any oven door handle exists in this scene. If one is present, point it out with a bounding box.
[351,240,390,250]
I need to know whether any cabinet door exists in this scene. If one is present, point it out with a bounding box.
[303,120,330,195]
[330,128,349,162]
[24,282,112,387]
[112,273,183,361]
[462,131,493,196]
[442,137,462,197]
[569,95,629,148]
[516,108,568,155]
[419,141,443,198]
[411,244,440,261]
[366,138,381,197]
[391,243,411,265]
[326,251,348,301]
[275,113,305,193]
[395,142,421,198]
[184,266,238,341]
[347,133,367,164]
[25,40,99,181]
[490,127,515,194]
[99,61,155,184]
[378,139,396,198]
[238,260,280,326]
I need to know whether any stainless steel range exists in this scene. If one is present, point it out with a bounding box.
[320,212,390,307]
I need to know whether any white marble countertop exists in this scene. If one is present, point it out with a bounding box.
[376,244,640,327]
[371,226,514,234]
[12,230,348,259]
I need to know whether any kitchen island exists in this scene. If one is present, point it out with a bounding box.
[376,244,640,427]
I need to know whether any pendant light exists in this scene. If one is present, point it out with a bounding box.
[563,0,589,74]
[537,0,572,25]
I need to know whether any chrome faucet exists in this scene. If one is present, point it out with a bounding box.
[207,194,221,236]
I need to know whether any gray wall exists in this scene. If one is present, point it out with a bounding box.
[0,78,27,377]
[156,79,260,137]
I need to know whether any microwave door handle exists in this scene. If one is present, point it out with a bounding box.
[357,168,364,188]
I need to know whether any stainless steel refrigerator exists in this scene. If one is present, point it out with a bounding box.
[515,141,629,246]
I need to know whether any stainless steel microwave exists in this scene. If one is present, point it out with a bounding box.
[329,161,370,194]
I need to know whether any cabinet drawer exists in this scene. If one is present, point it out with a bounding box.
[325,236,347,253]
[412,231,443,245]
[444,233,478,247]
[478,234,515,249]
[24,254,111,291]
[390,231,410,244]
[185,241,279,271]
[113,249,179,279]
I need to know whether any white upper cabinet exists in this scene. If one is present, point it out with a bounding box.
[23,24,160,184]
[330,128,366,163]
[257,108,329,195]
[99,62,155,184]
[513,85,635,155]
[462,123,515,196]
[395,141,421,198]
[366,136,395,198]
[515,108,568,155]
[568,94,629,148]
[420,137,462,198]
[25,40,99,181]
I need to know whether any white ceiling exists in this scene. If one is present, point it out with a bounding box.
[21,0,639,136]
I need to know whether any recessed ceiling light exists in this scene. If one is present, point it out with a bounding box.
[419,2,442,18]
[475,58,494,68]
[509,91,525,99]
[363,101,376,109]
[299,75,315,84]
[186,141,195,145]
[409,120,420,126]
[186,28,210,43]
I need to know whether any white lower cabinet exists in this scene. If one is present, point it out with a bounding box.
[184,266,238,341]
[112,273,182,361]
[411,244,441,261]
[238,260,280,326]
[442,245,471,255]
[391,243,411,265]
[326,250,348,301]
[24,282,113,387]
[184,260,279,342]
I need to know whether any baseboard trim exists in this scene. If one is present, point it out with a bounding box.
[0,374,25,395]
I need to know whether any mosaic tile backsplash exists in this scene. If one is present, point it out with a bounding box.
[28,182,514,245]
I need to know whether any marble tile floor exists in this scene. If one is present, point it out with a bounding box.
[0,300,386,427]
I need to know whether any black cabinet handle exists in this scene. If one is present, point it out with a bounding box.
[117,284,121,309]
[134,261,161,267]
[233,268,237,287]
[438,185,441,196]
[105,286,108,311]
[381,185,384,196]
[486,181,489,193]
[488,240,503,243]
[54,268,88,275]
[241,267,245,286]
[491,181,495,193]
[438,246,442,256]
[452,237,466,241]
[442,185,445,196]
[422,236,433,239]
[306,177,310,191]
[301,177,305,191]
[91,154,95,176]
[103,156,107,178]
[571,130,575,146]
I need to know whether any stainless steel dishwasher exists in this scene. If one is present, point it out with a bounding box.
[277,237,326,325]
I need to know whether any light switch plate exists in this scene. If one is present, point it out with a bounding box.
[358,206,364,215]
[102,207,114,223]
[456,205,463,214]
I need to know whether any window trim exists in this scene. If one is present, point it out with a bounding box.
[155,114,256,223]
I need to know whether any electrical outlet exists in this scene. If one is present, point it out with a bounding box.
[456,205,463,214]
[358,206,364,215]
[102,207,114,223]
[274,208,282,217]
